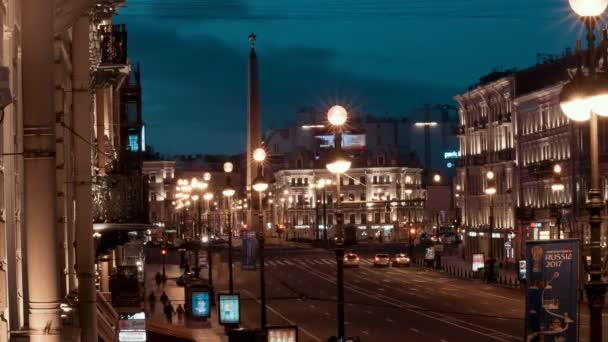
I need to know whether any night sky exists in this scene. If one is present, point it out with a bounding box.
[116,0,586,155]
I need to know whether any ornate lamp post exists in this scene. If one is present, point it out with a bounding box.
[485,171,497,283]
[325,105,351,341]
[558,1,608,338]
[252,147,269,329]
[222,161,236,293]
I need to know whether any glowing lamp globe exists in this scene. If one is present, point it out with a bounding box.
[252,181,269,193]
[253,148,266,162]
[485,187,496,195]
[203,172,212,181]
[569,0,608,16]
[326,158,351,174]
[553,164,562,174]
[223,162,234,173]
[203,192,214,201]
[433,174,441,183]
[327,105,348,126]
[222,188,235,197]
[405,188,413,195]
[486,171,494,180]
[552,183,565,192]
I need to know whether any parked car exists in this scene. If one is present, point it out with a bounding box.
[176,272,194,286]
[392,253,411,267]
[373,253,391,267]
[343,253,360,267]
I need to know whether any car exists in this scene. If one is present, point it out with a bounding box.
[373,253,391,267]
[392,253,411,267]
[343,253,360,267]
[176,272,194,286]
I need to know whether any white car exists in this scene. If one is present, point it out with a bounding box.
[373,253,391,267]
[343,253,360,267]
[392,253,411,267]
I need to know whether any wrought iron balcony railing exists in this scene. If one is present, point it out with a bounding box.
[93,174,148,224]
[98,24,128,66]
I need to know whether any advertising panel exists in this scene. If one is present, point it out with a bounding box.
[218,294,240,325]
[316,134,366,149]
[519,260,527,280]
[525,240,578,342]
[118,312,146,342]
[424,247,435,260]
[267,325,298,342]
[472,253,484,272]
[241,229,257,270]
[192,292,210,318]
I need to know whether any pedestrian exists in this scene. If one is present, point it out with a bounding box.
[176,304,184,320]
[163,302,174,322]
[160,291,168,306]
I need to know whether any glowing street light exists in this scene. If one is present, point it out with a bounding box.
[327,105,348,126]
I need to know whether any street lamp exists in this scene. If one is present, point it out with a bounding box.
[484,171,497,283]
[252,147,269,329]
[551,164,565,240]
[325,104,350,341]
[433,173,441,184]
[559,1,608,339]
[223,161,236,293]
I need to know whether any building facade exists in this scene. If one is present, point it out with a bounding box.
[454,74,517,264]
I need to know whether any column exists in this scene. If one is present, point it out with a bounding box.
[73,15,97,341]
[22,0,61,339]
[100,258,110,293]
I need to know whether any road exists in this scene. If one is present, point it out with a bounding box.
[146,243,605,342]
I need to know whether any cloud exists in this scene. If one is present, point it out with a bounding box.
[119,11,459,155]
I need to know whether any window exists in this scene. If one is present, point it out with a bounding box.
[304,215,309,225]
[348,193,355,201]
[327,194,333,204]
[378,156,385,166]
[349,178,354,186]
[297,178,302,185]
[291,178,296,186]
[360,193,366,201]
[298,195,304,204]
[360,176,366,185]
[374,212,381,224]
[150,192,157,202]
[360,213,367,224]
[385,212,391,223]
[150,175,156,183]
[328,214,334,225]
[373,176,378,184]
[304,178,309,185]
[340,177,345,186]
[349,214,355,224]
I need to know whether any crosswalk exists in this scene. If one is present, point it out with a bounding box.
[263,258,377,267]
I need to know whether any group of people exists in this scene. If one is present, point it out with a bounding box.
[148,291,185,322]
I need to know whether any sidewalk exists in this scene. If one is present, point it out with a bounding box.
[145,262,227,341]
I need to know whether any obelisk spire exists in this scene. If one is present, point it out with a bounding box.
[246,33,261,229]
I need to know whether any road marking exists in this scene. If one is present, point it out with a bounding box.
[296,264,518,341]
[284,260,295,266]
[385,317,393,323]
[440,339,449,342]
[242,289,321,342]
[361,330,370,335]
[410,328,420,333]
[275,260,286,266]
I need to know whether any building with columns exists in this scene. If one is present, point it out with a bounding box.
[0,1,148,341]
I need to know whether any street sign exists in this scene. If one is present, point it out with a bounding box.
[218,293,240,325]
[241,229,258,271]
[192,291,210,318]
[525,240,578,341]
[472,253,484,272]
[267,325,298,342]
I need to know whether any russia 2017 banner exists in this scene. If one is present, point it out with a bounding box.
[525,239,578,342]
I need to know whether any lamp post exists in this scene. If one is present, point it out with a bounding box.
[326,105,351,341]
[558,2,608,338]
[551,164,565,239]
[161,247,167,280]
[252,147,269,330]
[223,162,236,293]
[485,171,497,283]
[203,191,215,303]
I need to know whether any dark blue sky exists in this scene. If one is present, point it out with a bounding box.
[117,0,586,155]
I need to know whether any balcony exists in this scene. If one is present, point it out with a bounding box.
[498,112,512,124]
[93,174,149,224]
[527,160,554,178]
[99,24,128,66]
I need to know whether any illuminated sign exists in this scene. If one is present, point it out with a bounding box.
[267,326,298,342]
[192,292,210,318]
[119,332,147,342]
[218,294,240,325]
[472,253,484,271]
[118,312,146,342]
[317,134,366,149]
[444,151,461,159]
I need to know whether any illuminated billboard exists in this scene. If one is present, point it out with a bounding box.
[317,134,366,149]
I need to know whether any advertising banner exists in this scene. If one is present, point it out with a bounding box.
[218,294,240,325]
[267,325,298,342]
[192,292,210,318]
[241,229,258,270]
[525,240,578,342]
[472,253,484,272]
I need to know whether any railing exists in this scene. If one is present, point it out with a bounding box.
[99,24,128,66]
[93,174,148,223]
